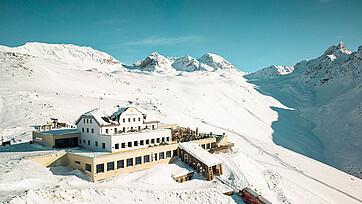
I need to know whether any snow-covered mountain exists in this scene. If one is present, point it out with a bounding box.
[245,42,362,179]
[0,42,122,72]
[247,65,294,79]
[131,52,238,72]
[0,42,361,204]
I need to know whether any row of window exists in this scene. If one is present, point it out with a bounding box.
[82,127,94,133]
[83,118,92,124]
[104,125,156,134]
[79,139,106,149]
[122,117,141,123]
[95,150,177,174]
[201,143,211,150]
[114,137,170,149]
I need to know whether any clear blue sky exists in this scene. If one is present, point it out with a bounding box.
[0,0,361,72]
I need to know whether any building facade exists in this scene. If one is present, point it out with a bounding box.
[75,106,163,152]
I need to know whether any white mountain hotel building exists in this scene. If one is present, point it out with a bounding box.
[76,106,169,152]
[31,105,229,182]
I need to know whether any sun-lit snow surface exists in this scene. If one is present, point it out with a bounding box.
[0,42,361,204]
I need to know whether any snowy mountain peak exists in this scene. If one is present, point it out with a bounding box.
[246,65,294,79]
[337,41,348,52]
[138,52,174,72]
[323,41,351,56]
[131,52,238,73]
[198,53,237,71]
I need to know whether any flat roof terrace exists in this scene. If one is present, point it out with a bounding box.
[36,128,80,135]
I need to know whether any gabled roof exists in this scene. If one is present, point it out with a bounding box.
[75,106,141,126]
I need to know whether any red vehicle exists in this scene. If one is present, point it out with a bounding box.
[239,188,272,204]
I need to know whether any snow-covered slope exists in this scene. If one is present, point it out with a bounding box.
[0,42,123,71]
[245,42,362,179]
[0,42,361,204]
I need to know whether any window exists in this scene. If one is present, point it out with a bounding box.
[201,144,206,149]
[117,160,124,169]
[138,117,141,121]
[153,153,158,161]
[95,141,98,147]
[162,137,165,142]
[138,126,141,131]
[90,119,92,124]
[166,151,171,158]
[159,152,164,160]
[121,143,125,148]
[88,140,90,145]
[145,125,148,129]
[102,143,105,149]
[135,156,141,165]
[86,119,88,123]
[91,128,94,133]
[107,162,114,171]
[151,139,155,144]
[85,164,91,172]
[96,164,104,173]
[79,139,82,144]
[83,119,86,123]
[157,138,160,143]
[83,140,85,144]
[207,143,211,149]
[146,139,149,145]
[123,118,125,123]
[134,141,138,146]
[123,127,126,132]
[173,150,178,157]
[128,118,131,122]
[140,140,144,145]
[115,143,119,149]
[87,128,89,133]
[144,155,150,163]
[167,137,170,142]
[128,142,132,147]
[152,125,155,130]
[105,129,109,134]
[115,128,117,133]
[75,161,80,165]
[133,118,136,122]
[82,128,84,132]
[126,158,133,167]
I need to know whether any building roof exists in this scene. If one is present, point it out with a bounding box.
[179,142,222,167]
[75,105,160,126]
[83,106,128,125]
[170,158,194,178]
[37,129,80,135]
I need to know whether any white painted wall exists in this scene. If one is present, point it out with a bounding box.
[77,116,112,151]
